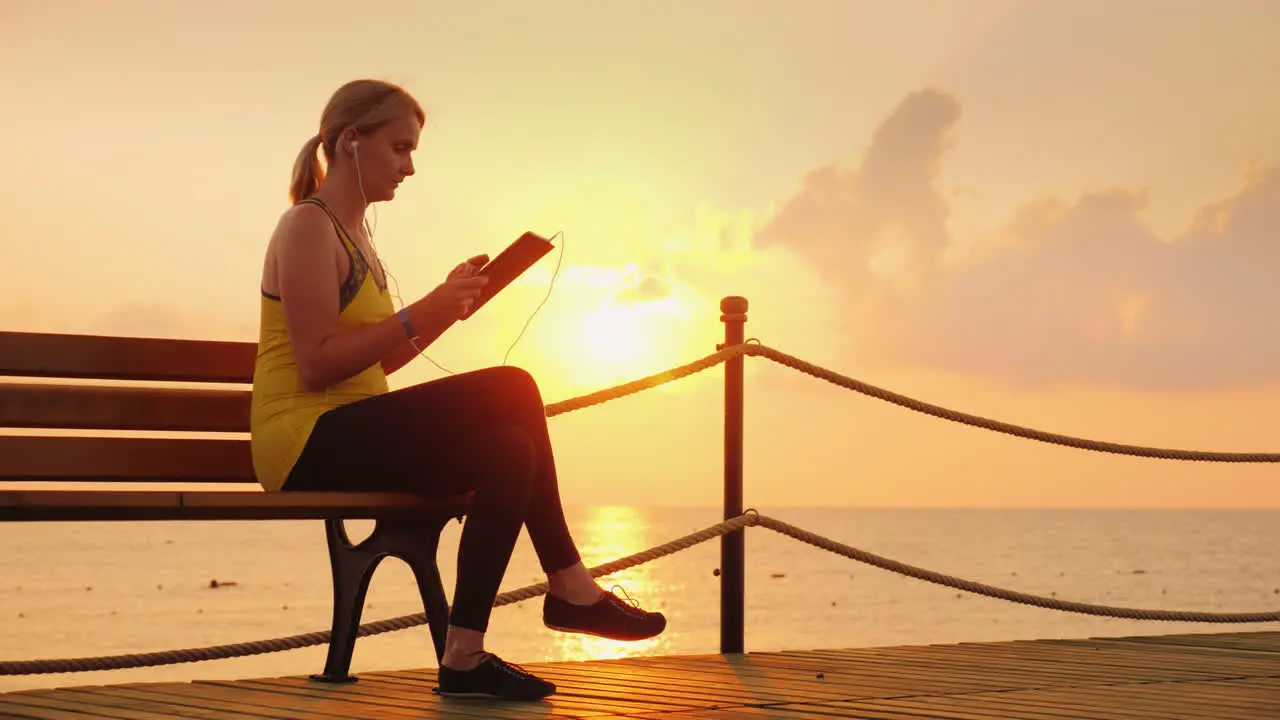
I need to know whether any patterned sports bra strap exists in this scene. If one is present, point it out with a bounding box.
[299,197,360,257]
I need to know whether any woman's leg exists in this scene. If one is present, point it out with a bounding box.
[282,370,551,699]
[445,368,667,639]
[285,368,551,632]
[282,366,663,696]
[470,367,583,579]
[481,370,666,640]
[474,369,610,604]
[436,423,536,663]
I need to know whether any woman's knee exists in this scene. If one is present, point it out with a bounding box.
[479,365,540,396]
[477,366,545,416]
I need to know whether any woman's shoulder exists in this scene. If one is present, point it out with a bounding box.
[270,201,336,250]
[281,200,332,232]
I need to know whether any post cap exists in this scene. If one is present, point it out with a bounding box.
[720,296,748,313]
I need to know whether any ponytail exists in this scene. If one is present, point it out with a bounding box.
[288,134,325,205]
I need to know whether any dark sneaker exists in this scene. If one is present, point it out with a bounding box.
[435,653,556,701]
[543,587,667,641]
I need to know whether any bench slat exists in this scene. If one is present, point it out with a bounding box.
[0,436,255,483]
[0,490,471,521]
[0,331,465,522]
[0,383,251,432]
[0,331,255,383]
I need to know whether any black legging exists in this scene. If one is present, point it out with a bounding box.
[282,366,581,632]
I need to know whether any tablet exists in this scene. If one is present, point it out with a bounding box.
[461,231,555,320]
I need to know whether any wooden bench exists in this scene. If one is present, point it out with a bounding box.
[0,330,471,683]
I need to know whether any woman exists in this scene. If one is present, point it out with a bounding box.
[250,79,665,702]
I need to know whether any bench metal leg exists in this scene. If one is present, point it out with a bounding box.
[310,513,457,684]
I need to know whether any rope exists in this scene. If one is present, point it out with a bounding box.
[753,513,1280,623]
[740,344,1280,462]
[0,514,757,676]
[543,343,752,417]
[541,341,1280,461]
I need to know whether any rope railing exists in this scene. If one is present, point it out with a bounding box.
[545,340,1280,463]
[4,510,1277,676]
[743,344,1280,463]
[754,513,1280,623]
[7,323,1279,677]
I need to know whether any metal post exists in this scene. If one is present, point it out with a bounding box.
[719,295,747,655]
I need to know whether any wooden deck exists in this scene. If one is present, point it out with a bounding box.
[1,631,1277,719]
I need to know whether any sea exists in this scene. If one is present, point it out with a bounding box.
[3,506,1279,693]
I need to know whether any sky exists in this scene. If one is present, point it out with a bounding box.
[2,0,1279,508]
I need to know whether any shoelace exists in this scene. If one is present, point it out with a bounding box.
[607,585,655,618]
[609,584,641,608]
[490,654,539,681]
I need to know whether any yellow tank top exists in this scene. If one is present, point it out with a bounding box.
[249,197,395,491]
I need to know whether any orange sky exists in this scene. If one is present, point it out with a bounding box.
[3,0,1279,508]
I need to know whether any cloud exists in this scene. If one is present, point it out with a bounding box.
[754,88,961,297]
[751,88,1280,391]
[897,164,1280,392]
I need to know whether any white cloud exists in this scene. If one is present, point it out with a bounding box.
[750,88,1280,391]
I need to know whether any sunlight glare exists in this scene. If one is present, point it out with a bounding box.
[550,506,668,661]
[564,293,699,391]
[579,303,645,368]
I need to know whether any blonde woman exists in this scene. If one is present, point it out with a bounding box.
[250,79,665,701]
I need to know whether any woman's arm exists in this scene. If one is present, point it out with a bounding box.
[380,316,452,375]
[276,206,415,391]
[381,338,420,376]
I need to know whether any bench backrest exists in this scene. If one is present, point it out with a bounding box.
[0,331,259,485]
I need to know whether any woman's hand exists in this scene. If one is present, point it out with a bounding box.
[404,257,491,331]
[448,254,490,280]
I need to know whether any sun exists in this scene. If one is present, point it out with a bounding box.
[579,303,645,368]
[567,295,697,390]
[511,265,717,398]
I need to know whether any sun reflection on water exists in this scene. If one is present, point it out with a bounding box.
[551,505,672,662]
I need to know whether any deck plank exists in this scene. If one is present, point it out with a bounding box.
[1,687,262,719]
[4,631,1279,719]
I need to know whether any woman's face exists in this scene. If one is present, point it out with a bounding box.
[356,114,421,203]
